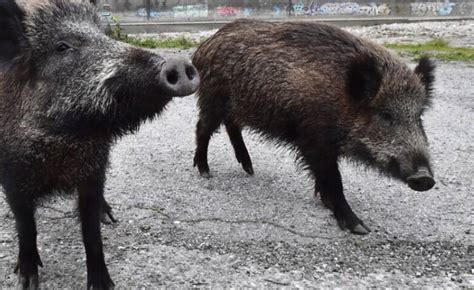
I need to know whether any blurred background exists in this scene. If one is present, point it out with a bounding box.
[93,0,473,23]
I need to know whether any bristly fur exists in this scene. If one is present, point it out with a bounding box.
[0,0,26,72]
[414,56,436,107]
[192,19,435,235]
[346,53,382,103]
[31,0,99,24]
[0,0,196,288]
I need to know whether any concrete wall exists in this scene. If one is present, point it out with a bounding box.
[95,0,474,22]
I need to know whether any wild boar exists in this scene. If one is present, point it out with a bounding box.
[193,19,435,236]
[0,0,199,288]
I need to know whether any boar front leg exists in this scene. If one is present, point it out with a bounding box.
[78,176,114,289]
[5,187,43,290]
[306,155,371,235]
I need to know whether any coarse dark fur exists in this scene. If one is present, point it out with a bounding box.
[193,19,436,235]
[0,0,198,289]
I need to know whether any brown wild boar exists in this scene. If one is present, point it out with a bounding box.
[192,19,436,235]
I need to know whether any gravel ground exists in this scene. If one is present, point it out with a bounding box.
[1,22,473,288]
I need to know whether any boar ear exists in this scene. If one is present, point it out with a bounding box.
[0,0,26,73]
[346,54,382,103]
[414,56,435,95]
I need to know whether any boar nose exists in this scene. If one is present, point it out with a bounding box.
[407,166,435,191]
[159,57,199,96]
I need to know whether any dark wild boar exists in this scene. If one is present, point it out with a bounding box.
[0,0,199,289]
[193,19,435,235]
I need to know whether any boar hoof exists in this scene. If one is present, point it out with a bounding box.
[193,157,212,178]
[101,210,117,224]
[199,171,212,179]
[335,212,370,235]
[242,164,254,175]
[350,223,371,235]
[17,273,39,290]
[14,259,42,290]
[101,202,118,224]
[87,275,115,290]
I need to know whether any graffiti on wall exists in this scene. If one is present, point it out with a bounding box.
[214,2,392,17]
[291,2,391,16]
[273,4,282,16]
[124,0,474,20]
[358,3,391,15]
[137,8,160,17]
[134,1,395,19]
[243,7,255,16]
[172,4,208,18]
[410,1,456,16]
[216,6,241,16]
[137,4,208,18]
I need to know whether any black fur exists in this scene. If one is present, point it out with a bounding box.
[414,56,436,97]
[346,54,382,103]
[0,0,25,72]
[0,1,198,289]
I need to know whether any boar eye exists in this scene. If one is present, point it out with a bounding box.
[55,41,72,53]
[378,109,394,125]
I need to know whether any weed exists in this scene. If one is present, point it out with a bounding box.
[385,39,474,62]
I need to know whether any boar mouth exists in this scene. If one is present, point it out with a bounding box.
[386,157,435,191]
[349,143,435,192]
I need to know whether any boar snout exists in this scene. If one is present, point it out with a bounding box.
[406,166,435,191]
[159,57,199,97]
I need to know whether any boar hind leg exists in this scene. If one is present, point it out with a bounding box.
[78,176,114,289]
[224,119,253,175]
[307,156,370,235]
[194,113,225,178]
[6,190,42,290]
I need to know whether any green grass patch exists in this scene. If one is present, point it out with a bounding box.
[105,17,203,49]
[122,36,202,49]
[385,39,474,62]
